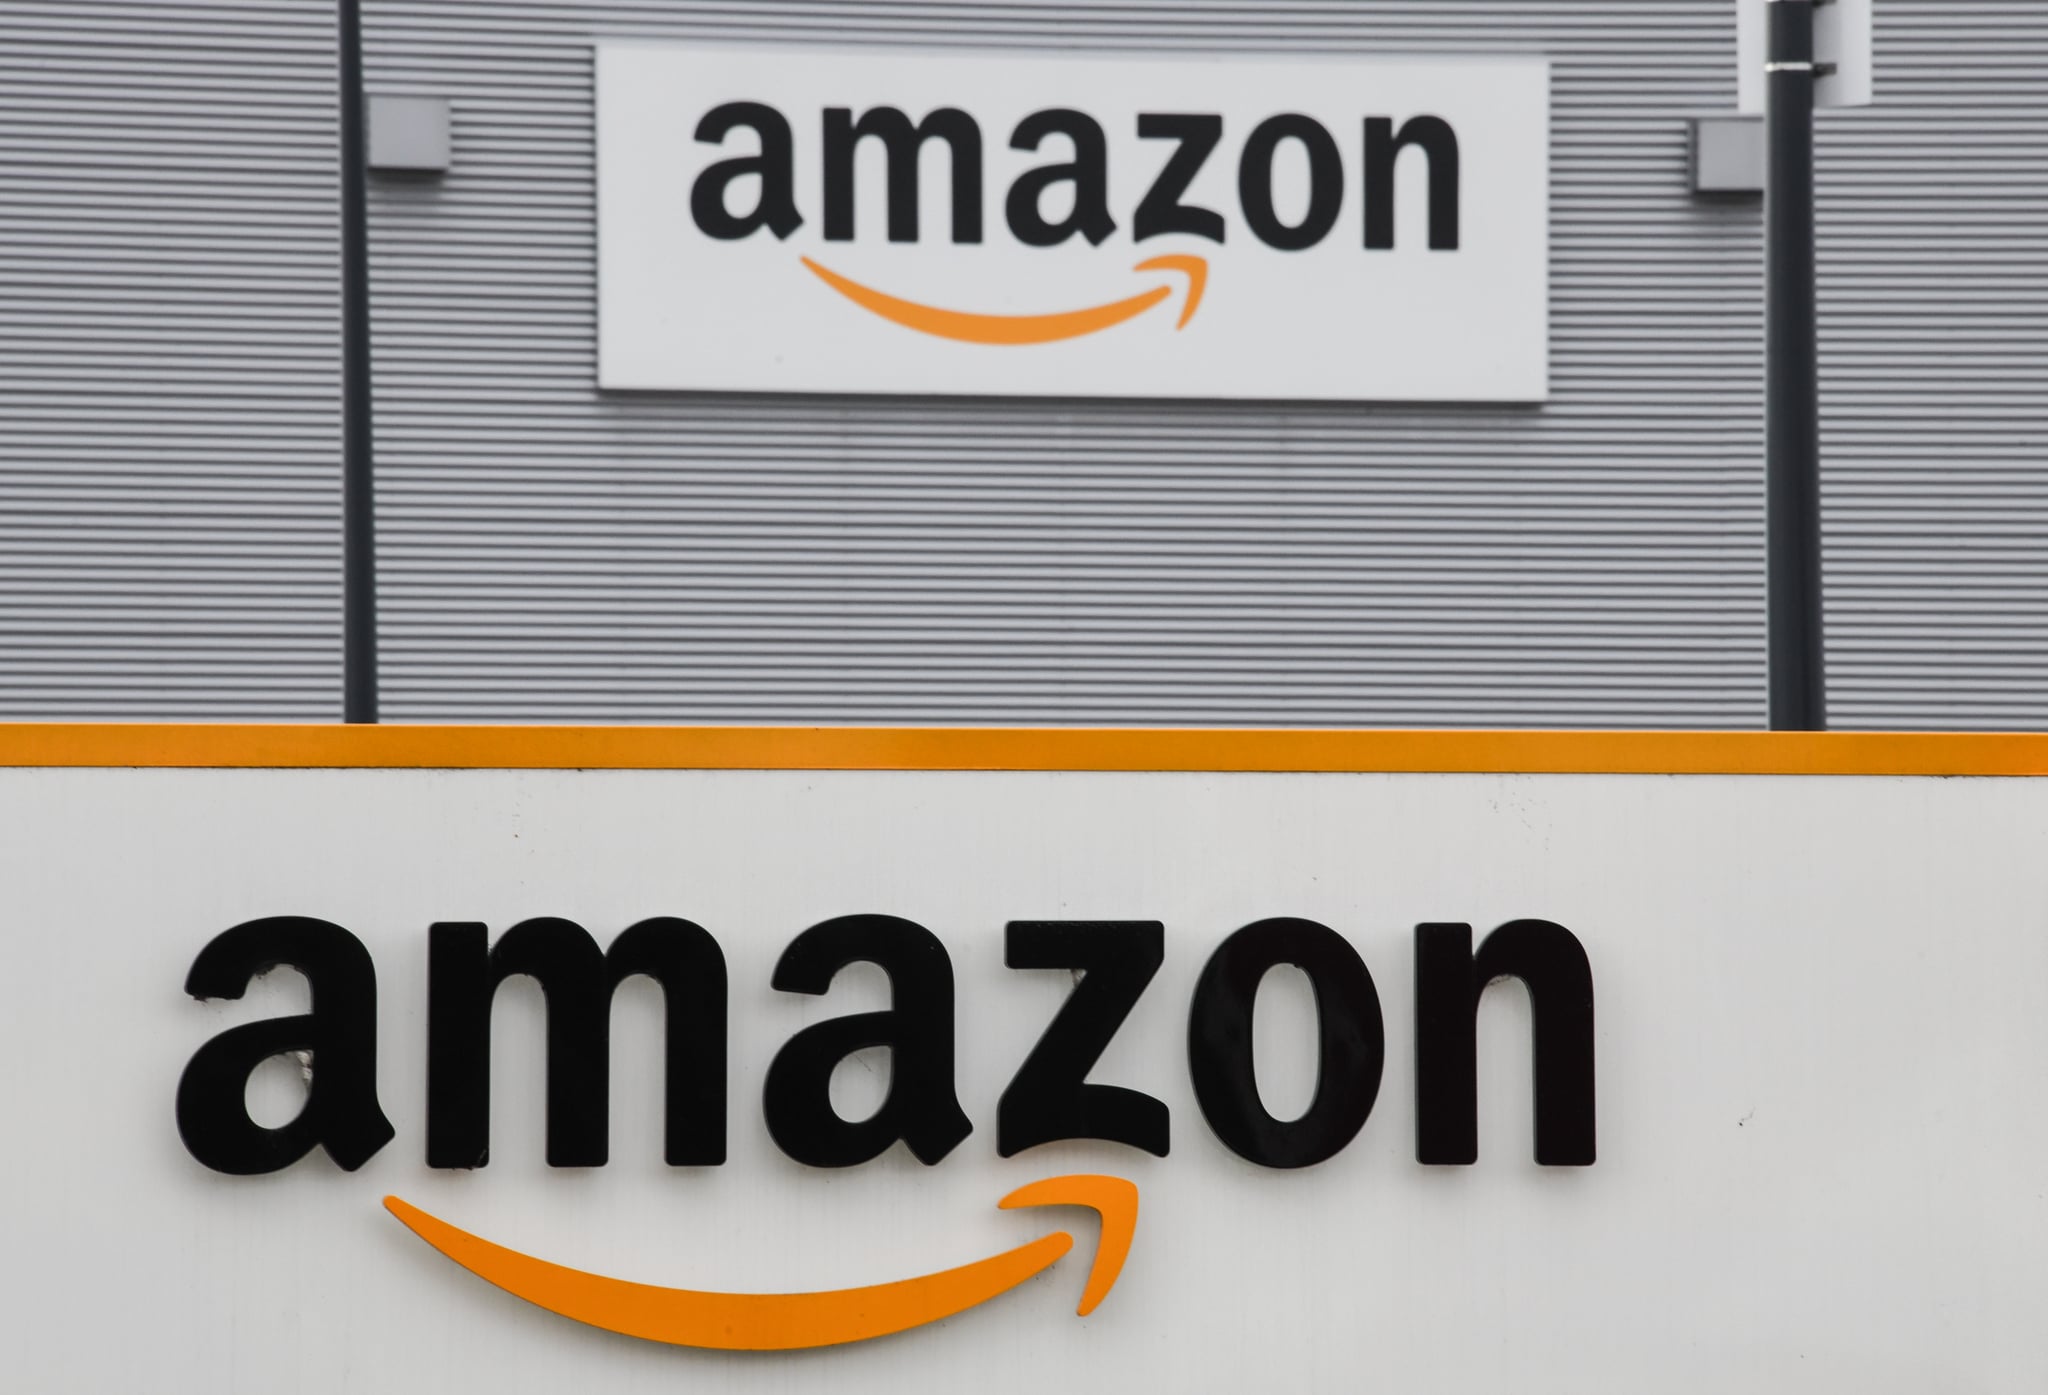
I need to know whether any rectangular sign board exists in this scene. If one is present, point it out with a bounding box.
[3,729,2046,1392]
[1739,0,1876,112]
[596,46,1550,401]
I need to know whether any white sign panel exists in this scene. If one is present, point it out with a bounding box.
[596,45,1550,401]
[1739,0,1875,113]
[4,744,2048,1390]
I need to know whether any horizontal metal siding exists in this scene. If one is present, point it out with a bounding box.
[365,1,1771,726]
[8,2,2046,729]
[1819,5,2048,729]
[0,1,343,718]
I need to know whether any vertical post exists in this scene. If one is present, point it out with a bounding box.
[338,0,379,723]
[1765,0,1826,730]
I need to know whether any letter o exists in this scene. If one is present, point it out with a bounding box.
[1186,918,1384,1168]
[1237,114,1344,250]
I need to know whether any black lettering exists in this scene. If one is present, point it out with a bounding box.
[1186,918,1383,1169]
[1005,109,1116,247]
[823,107,983,243]
[690,101,804,240]
[1414,920,1595,1166]
[764,914,972,1167]
[1238,114,1343,251]
[1134,113,1225,243]
[177,916,394,1175]
[999,921,1168,1157]
[1364,115,1461,251]
[426,917,727,1169]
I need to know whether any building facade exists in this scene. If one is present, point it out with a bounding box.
[2,1,2043,729]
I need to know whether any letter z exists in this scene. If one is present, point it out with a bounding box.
[999,921,1169,1156]
[1135,114,1226,243]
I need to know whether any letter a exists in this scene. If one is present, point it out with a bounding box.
[177,917,394,1175]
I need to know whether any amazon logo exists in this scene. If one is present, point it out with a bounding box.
[686,101,1461,344]
[178,914,1593,1350]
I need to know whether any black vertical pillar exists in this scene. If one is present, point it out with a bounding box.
[339,0,379,723]
[1766,0,1826,731]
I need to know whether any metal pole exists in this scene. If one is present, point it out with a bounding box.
[1765,0,1826,730]
[339,0,379,723]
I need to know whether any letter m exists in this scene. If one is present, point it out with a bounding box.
[823,106,984,243]
[427,917,726,1168]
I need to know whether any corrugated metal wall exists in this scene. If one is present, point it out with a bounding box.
[5,2,2048,728]
[0,0,343,717]
[1820,4,2048,729]
[368,0,1770,727]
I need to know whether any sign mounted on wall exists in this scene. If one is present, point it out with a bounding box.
[596,45,1550,401]
[5,726,2048,1391]
[1738,0,1875,112]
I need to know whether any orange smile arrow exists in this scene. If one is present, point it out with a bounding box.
[384,1173,1138,1351]
[801,255,1207,345]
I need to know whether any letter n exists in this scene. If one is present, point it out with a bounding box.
[1364,115,1460,251]
[1415,919,1595,1165]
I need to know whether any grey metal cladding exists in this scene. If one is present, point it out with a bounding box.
[5,1,2048,730]
[1817,5,2048,731]
[364,0,1769,728]
[0,0,343,718]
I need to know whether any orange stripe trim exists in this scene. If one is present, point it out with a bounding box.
[0,724,2045,776]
